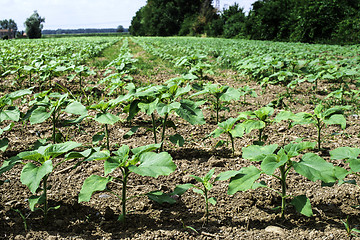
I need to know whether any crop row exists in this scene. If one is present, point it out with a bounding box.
[1,36,359,236]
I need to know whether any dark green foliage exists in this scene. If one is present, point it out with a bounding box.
[24,11,45,39]
[130,0,360,44]
[130,0,216,36]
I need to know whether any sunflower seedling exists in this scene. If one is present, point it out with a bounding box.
[78,143,176,222]
[217,141,338,218]
[208,116,244,155]
[15,141,82,221]
[172,168,218,223]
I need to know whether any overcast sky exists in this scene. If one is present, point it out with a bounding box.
[0,0,256,31]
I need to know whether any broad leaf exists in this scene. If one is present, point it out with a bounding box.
[129,152,176,177]
[228,166,261,195]
[324,114,346,129]
[0,107,20,122]
[45,141,82,158]
[30,107,51,124]
[0,138,9,152]
[330,147,360,160]
[20,160,53,194]
[64,101,88,116]
[28,194,45,211]
[169,134,184,147]
[157,102,181,116]
[147,191,176,204]
[176,99,205,125]
[78,175,112,202]
[95,112,120,125]
[0,156,22,174]
[242,144,278,161]
[293,153,336,183]
[172,183,194,196]
[261,153,287,175]
[215,170,241,181]
[242,119,265,134]
[290,195,313,217]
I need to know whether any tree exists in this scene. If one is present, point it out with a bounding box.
[117,25,124,32]
[222,3,246,38]
[130,0,215,36]
[24,11,45,39]
[0,19,18,38]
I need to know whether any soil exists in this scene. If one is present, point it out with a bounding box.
[0,39,359,240]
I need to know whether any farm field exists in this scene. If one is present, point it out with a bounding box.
[0,36,360,239]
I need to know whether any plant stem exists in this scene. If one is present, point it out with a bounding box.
[121,169,130,222]
[229,133,235,155]
[279,165,287,219]
[160,113,168,152]
[259,128,263,143]
[105,124,110,150]
[52,112,56,144]
[151,113,157,144]
[43,175,48,222]
[204,188,209,223]
[216,97,220,123]
[317,120,322,152]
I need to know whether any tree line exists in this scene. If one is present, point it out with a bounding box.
[130,0,360,44]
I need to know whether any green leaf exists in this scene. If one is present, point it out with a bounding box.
[293,153,337,183]
[172,183,194,196]
[215,170,241,181]
[157,102,181,116]
[230,124,244,138]
[208,197,217,206]
[330,147,360,160]
[324,114,346,129]
[65,149,92,160]
[242,119,266,134]
[45,141,82,158]
[64,101,88,116]
[28,194,45,211]
[95,112,120,125]
[0,156,22,175]
[209,128,225,138]
[0,123,14,135]
[78,175,112,202]
[228,166,261,195]
[204,168,215,182]
[147,191,176,204]
[8,88,32,100]
[92,133,105,145]
[220,87,240,101]
[254,107,274,121]
[20,160,53,194]
[261,153,287,175]
[169,134,184,147]
[274,111,295,122]
[30,107,51,124]
[131,143,161,155]
[290,195,313,217]
[0,138,9,152]
[129,152,176,178]
[176,99,205,125]
[124,126,140,139]
[104,145,129,175]
[242,144,278,161]
[138,99,158,115]
[348,158,360,173]
[284,142,316,158]
[85,150,110,161]
[190,175,204,183]
[0,107,20,122]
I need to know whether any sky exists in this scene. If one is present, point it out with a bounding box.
[0,0,256,31]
